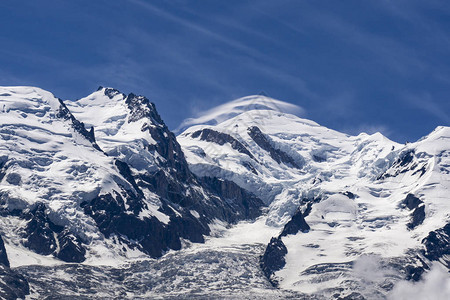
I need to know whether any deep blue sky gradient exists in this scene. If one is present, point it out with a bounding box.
[1,0,449,142]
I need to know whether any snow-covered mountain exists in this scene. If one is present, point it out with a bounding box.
[0,88,448,299]
[177,95,450,299]
[0,86,264,298]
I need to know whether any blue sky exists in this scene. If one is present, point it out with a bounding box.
[0,0,449,142]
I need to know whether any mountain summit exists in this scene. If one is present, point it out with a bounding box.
[177,95,450,298]
[176,95,304,133]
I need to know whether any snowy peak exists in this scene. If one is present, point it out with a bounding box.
[0,86,61,112]
[178,95,398,209]
[97,86,126,99]
[177,94,450,298]
[414,126,450,155]
[0,86,265,269]
[72,86,163,126]
[176,95,304,133]
[67,87,167,154]
[0,86,101,151]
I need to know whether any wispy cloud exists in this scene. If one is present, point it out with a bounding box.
[403,92,450,124]
[388,263,450,300]
[127,0,271,61]
[125,0,321,109]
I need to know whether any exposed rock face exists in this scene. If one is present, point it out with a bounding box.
[280,208,310,236]
[81,192,210,258]
[56,229,87,263]
[407,205,425,230]
[125,93,163,124]
[378,150,419,180]
[0,265,30,299]
[23,203,62,256]
[191,128,255,160]
[260,237,287,286]
[100,86,125,99]
[261,208,310,286]
[201,176,264,221]
[80,174,264,259]
[400,194,425,230]
[0,234,30,298]
[247,126,301,169]
[56,98,102,152]
[401,194,423,210]
[398,150,414,167]
[405,265,426,282]
[0,234,9,268]
[0,158,6,182]
[22,203,86,263]
[422,222,450,267]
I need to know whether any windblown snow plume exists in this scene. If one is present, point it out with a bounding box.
[176,95,304,133]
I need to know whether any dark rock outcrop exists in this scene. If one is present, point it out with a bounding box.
[56,98,102,152]
[401,194,423,210]
[23,203,61,256]
[260,237,287,286]
[248,126,301,169]
[56,229,86,263]
[405,265,425,281]
[191,128,255,160]
[0,157,7,182]
[22,202,86,262]
[407,205,425,230]
[280,208,310,236]
[99,86,126,99]
[378,150,418,180]
[201,176,264,221]
[81,192,210,258]
[115,159,144,203]
[342,191,356,199]
[0,234,9,268]
[422,222,450,267]
[399,193,426,230]
[81,171,265,259]
[398,150,414,167]
[261,206,310,285]
[126,93,163,124]
[0,234,30,298]
[0,264,30,299]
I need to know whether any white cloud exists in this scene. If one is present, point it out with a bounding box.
[388,263,450,300]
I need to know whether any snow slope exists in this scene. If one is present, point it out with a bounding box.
[0,86,134,264]
[1,87,448,299]
[178,95,450,298]
[0,86,264,271]
[178,95,400,224]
